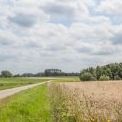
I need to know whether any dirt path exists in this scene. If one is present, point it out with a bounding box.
[0,80,51,100]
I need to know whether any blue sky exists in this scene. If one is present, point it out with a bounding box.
[0,0,122,73]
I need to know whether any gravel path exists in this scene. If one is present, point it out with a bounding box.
[0,80,51,100]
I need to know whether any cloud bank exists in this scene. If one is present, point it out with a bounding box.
[0,0,121,73]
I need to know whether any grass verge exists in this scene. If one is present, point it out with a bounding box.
[0,84,51,122]
[0,78,48,90]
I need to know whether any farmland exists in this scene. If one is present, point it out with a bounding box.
[49,80,122,121]
[0,77,49,90]
[0,77,122,121]
[0,77,78,122]
[0,76,79,90]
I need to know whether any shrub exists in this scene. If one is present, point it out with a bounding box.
[114,75,121,80]
[99,75,110,81]
[80,72,96,81]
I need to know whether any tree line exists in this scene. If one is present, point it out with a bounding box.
[80,63,122,81]
[0,70,79,78]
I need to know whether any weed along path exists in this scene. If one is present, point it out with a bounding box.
[0,80,51,100]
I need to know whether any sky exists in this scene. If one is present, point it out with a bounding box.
[0,0,122,73]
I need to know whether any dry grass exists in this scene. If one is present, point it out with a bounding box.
[48,81,122,122]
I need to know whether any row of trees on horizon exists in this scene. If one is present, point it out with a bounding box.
[1,63,122,80]
[0,70,79,78]
[80,63,122,81]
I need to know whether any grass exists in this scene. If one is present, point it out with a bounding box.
[53,76,80,82]
[49,81,122,122]
[0,76,79,90]
[0,77,79,122]
[0,84,51,122]
[1,78,122,121]
[0,77,49,90]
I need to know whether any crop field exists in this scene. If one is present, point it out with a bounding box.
[52,76,80,82]
[49,80,122,122]
[0,77,122,122]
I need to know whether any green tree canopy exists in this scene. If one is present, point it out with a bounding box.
[80,63,122,81]
[1,70,13,77]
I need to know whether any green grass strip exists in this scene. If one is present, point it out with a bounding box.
[0,78,47,90]
[0,85,51,122]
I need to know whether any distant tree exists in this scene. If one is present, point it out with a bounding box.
[99,75,110,81]
[44,69,62,76]
[114,75,121,80]
[14,74,20,77]
[34,72,44,77]
[1,70,13,77]
[110,63,122,79]
[80,63,122,81]
[96,66,102,80]
[119,68,122,79]
[21,73,34,77]
[80,72,96,81]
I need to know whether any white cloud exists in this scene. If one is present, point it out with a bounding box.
[97,0,122,15]
[0,0,121,73]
